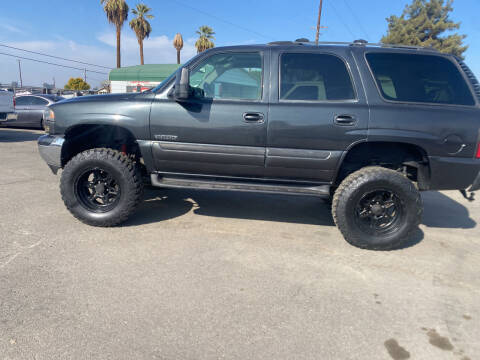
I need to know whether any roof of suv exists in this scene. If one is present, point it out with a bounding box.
[269,39,438,51]
[206,40,443,56]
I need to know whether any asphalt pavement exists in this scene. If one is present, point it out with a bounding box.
[0,127,479,360]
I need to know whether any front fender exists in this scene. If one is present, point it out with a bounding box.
[51,93,154,140]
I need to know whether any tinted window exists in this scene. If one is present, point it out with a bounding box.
[15,96,32,106]
[31,97,49,105]
[280,53,355,101]
[189,52,262,100]
[366,53,475,106]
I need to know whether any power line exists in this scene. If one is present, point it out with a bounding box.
[0,43,111,69]
[0,51,109,75]
[328,0,356,40]
[342,0,371,40]
[88,76,108,83]
[170,0,274,41]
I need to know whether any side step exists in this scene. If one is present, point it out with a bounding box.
[150,174,330,197]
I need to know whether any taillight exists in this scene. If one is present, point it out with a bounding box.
[476,142,480,159]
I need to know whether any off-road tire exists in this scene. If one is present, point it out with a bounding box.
[332,166,422,250]
[60,148,143,227]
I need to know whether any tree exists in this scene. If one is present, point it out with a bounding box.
[173,33,184,64]
[195,26,215,53]
[65,78,90,91]
[129,3,154,65]
[101,0,129,68]
[381,0,467,58]
[101,80,111,93]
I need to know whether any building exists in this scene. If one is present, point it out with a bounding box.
[96,87,109,95]
[109,64,180,93]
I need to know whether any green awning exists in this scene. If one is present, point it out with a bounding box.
[109,64,181,82]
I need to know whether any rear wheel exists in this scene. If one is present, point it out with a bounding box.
[60,148,143,226]
[332,166,422,250]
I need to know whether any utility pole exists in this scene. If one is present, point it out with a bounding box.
[315,0,324,45]
[17,59,23,87]
[84,68,87,83]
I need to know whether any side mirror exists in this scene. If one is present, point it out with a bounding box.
[174,67,191,101]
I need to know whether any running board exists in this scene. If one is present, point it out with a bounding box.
[150,174,330,196]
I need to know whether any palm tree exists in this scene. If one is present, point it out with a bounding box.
[173,33,184,64]
[195,26,215,53]
[100,0,129,68]
[129,3,154,65]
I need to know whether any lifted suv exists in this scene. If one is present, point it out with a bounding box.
[38,40,480,250]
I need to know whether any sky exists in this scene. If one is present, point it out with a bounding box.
[0,0,479,88]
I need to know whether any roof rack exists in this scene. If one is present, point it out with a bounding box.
[267,39,438,52]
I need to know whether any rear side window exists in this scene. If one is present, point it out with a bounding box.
[280,53,355,101]
[15,96,32,106]
[366,53,475,106]
[31,97,48,105]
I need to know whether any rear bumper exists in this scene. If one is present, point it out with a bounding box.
[0,112,17,123]
[428,156,480,191]
[38,134,64,174]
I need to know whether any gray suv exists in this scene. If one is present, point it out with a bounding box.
[37,40,480,250]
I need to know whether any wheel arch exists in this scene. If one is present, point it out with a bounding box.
[61,124,141,167]
[334,141,431,190]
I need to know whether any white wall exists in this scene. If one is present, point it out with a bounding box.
[110,81,129,94]
[110,81,161,94]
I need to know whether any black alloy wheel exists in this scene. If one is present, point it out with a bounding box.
[75,168,121,212]
[354,189,404,237]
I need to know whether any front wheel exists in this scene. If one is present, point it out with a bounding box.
[332,167,422,250]
[60,148,143,227]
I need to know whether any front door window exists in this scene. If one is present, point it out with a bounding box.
[189,52,263,101]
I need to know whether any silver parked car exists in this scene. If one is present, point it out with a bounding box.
[13,94,64,129]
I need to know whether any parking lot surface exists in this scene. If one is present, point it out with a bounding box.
[1,127,479,360]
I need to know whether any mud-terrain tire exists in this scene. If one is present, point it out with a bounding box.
[332,166,422,250]
[60,148,143,227]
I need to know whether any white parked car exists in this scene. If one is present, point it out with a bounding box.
[0,90,17,124]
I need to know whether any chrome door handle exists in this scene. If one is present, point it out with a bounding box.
[243,112,264,123]
[334,114,356,126]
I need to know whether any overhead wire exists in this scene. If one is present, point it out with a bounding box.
[0,43,111,69]
[327,0,357,40]
[0,51,109,75]
[342,0,372,41]
[170,0,274,41]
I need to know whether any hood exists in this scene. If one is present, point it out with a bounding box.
[58,92,144,105]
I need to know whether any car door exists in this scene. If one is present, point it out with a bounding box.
[14,96,34,126]
[28,96,49,127]
[149,49,269,178]
[266,48,369,183]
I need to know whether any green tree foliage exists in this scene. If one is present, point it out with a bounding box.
[195,26,215,53]
[100,0,129,68]
[129,3,154,65]
[64,78,90,91]
[381,0,467,58]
